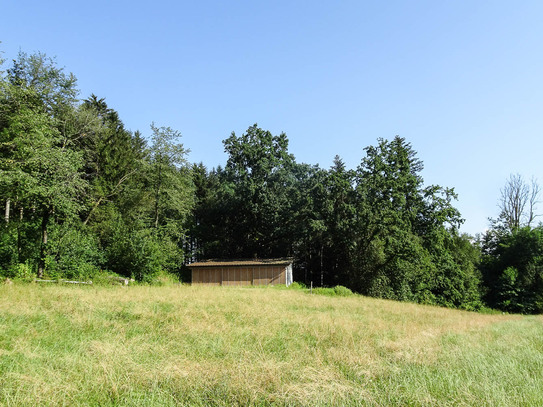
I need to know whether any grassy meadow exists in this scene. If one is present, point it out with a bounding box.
[0,283,542,406]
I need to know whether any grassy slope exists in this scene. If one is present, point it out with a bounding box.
[0,284,542,406]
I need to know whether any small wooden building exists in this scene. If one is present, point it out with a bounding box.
[188,258,293,287]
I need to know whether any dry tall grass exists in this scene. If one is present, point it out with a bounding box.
[0,284,541,406]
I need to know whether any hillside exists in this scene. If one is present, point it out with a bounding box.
[0,284,542,406]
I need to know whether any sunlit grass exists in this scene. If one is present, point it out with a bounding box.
[0,283,541,406]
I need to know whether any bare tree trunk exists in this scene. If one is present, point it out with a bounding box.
[4,199,10,224]
[305,240,309,285]
[17,207,23,258]
[83,171,135,226]
[528,177,540,226]
[38,211,50,279]
[500,174,540,232]
[320,244,324,287]
[83,196,104,226]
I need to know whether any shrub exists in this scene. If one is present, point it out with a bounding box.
[104,217,186,283]
[0,228,18,272]
[9,262,34,282]
[87,270,131,286]
[288,282,307,290]
[46,224,104,280]
[312,285,354,297]
[150,270,181,286]
[333,285,354,296]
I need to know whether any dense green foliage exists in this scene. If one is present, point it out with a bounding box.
[479,226,543,313]
[1,49,542,313]
[190,133,482,310]
[0,52,194,282]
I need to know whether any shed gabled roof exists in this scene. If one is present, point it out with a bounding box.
[188,258,293,268]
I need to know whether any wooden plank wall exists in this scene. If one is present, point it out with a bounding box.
[192,266,287,286]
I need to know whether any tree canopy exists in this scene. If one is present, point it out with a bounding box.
[2,49,543,314]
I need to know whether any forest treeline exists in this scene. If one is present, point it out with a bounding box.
[1,51,543,313]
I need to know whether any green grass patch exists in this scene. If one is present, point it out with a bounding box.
[0,283,541,406]
[311,285,354,297]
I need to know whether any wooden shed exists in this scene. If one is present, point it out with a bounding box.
[188,258,293,287]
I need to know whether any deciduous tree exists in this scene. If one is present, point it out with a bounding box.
[497,174,540,232]
[221,124,296,258]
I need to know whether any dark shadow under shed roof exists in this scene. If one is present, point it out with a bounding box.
[188,258,293,268]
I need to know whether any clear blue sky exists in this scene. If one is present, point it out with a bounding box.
[2,0,543,235]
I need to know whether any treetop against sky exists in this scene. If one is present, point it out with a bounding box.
[2,0,543,234]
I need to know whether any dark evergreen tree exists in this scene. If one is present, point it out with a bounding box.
[350,137,480,308]
[80,95,145,227]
